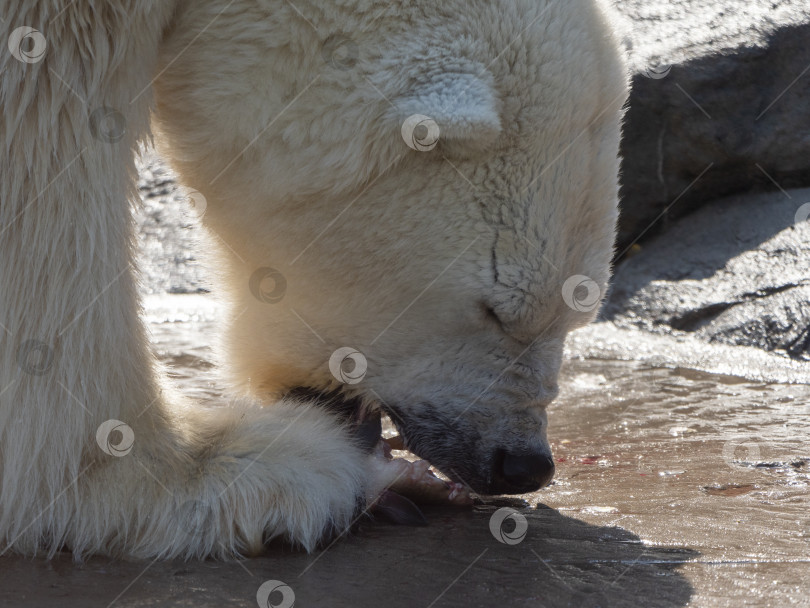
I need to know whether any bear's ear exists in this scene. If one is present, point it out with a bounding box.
[394,72,502,155]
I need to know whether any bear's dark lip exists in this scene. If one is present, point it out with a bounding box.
[286,387,490,492]
[376,400,494,494]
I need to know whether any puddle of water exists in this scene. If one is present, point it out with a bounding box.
[544,348,810,583]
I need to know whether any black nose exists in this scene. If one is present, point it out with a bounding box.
[490,449,555,494]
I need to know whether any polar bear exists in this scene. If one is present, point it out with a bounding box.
[0,0,627,558]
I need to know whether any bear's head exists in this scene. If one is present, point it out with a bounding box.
[155,0,628,494]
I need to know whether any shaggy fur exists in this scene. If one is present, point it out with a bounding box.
[0,0,627,559]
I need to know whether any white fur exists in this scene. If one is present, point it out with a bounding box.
[0,0,627,558]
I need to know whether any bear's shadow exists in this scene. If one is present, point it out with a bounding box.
[0,502,697,607]
[282,500,697,607]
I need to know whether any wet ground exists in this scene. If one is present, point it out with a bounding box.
[2,293,808,607]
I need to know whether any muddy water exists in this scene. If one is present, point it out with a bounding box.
[2,294,808,607]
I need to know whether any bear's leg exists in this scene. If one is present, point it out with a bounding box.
[0,2,368,558]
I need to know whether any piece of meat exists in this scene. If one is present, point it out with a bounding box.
[341,402,472,507]
[385,434,406,451]
[366,438,473,509]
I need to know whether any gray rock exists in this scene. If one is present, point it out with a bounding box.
[614,0,810,250]
[603,188,810,360]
